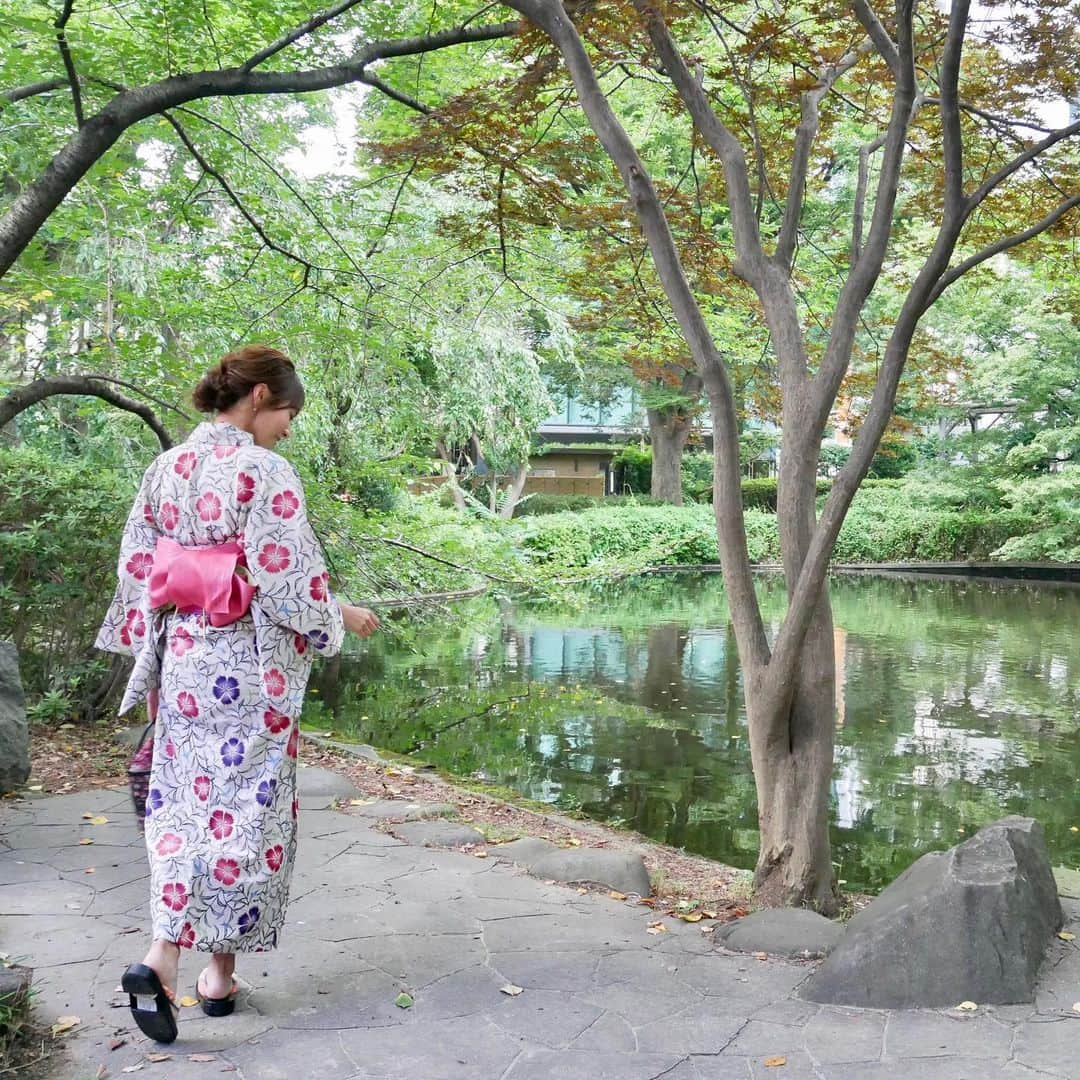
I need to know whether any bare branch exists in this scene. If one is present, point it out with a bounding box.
[0,375,173,449]
[77,374,195,422]
[851,132,886,265]
[359,71,432,114]
[242,0,366,71]
[631,0,765,284]
[926,194,1080,309]
[775,40,871,269]
[2,79,68,103]
[53,0,85,127]
[964,119,1080,216]
[938,0,970,219]
[851,0,900,75]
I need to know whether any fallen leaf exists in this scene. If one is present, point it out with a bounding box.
[394,992,413,1009]
[764,1056,787,1067]
[500,984,524,996]
[700,926,715,934]
[95,1065,108,1079]
[576,887,588,895]
[473,850,488,858]
[646,920,667,935]
[118,927,141,935]
[956,1001,978,1011]
[88,815,110,825]
[85,867,96,874]
[608,890,628,901]
[145,1053,172,1063]
[701,910,718,919]
[26,784,43,792]
[79,838,95,846]
[121,1065,144,1074]
[51,1015,81,1035]
[678,912,704,923]
[178,995,199,1008]
[109,1038,127,1051]
[188,1054,216,1062]
[1058,931,1076,941]
[753,951,768,960]
[347,797,375,806]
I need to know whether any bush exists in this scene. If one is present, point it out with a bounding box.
[742,477,832,511]
[610,444,652,495]
[514,493,669,517]
[0,446,132,701]
[514,504,781,567]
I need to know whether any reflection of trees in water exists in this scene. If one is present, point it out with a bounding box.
[310,574,1080,891]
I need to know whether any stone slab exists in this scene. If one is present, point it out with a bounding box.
[528,848,652,896]
[716,908,844,958]
[391,819,485,847]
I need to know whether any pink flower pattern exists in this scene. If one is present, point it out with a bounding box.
[96,421,345,952]
[196,491,222,522]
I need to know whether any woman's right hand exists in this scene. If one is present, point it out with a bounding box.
[340,603,380,638]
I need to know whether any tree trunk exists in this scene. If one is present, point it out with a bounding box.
[497,462,529,519]
[747,598,838,911]
[647,405,692,504]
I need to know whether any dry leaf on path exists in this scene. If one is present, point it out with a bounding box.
[608,890,628,901]
[188,1053,216,1062]
[956,1001,978,1011]
[145,1053,172,1063]
[95,1065,108,1079]
[646,920,667,935]
[108,1038,127,1051]
[764,1056,787,1067]
[178,995,199,1008]
[1057,931,1076,941]
[678,912,704,922]
[79,838,94,846]
[51,1015,81,1035]
[88,815,109,825]
[500,984,524,996]
[121,1065,144,1074]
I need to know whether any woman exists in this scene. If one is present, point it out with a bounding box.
[96,345,378,1043]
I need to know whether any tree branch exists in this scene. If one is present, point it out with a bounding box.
[359,71,432,114]
[242,0,367,71]
[851,0,900,75]
[0,375,173,449]
[775,41,871,269]
[53,0,85,127]
[926,193,1080,309]
[2,79,68,104]
[938,0,970,220]
[0,17,522,280]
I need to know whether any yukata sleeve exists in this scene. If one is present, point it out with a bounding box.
[95,461,161,655]
[242,456,345,658]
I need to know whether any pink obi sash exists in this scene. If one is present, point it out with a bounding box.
[148,537,256,627]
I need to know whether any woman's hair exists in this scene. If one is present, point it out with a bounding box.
[192,344,305,415]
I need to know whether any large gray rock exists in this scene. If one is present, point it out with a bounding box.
[803,817,1063,1008]
[0,642,30,794]
[716,908,844,959]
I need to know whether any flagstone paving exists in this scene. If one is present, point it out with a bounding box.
[2,774,1078,1080]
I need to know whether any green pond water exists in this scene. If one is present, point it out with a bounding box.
[305,573,1080,892]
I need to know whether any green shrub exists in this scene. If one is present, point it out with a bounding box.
[0,446,133,702]
[742,477,831,511]
[514,493,670,517]
[611,444,652,494]
[514,504,781,567]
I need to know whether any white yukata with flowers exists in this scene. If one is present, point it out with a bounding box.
[96,421,344,952]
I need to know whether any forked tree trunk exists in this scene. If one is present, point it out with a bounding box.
[748,599,837,910]
[647,406,692,505]
[498,462,529,519]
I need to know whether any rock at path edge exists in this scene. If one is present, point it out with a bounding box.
[0,642,30,795]
[716,907,844,959]
[803,816,1063,1008]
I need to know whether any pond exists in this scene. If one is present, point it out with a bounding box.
[305,573,1080,893]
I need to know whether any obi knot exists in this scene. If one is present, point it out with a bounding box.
[148,537,256,627]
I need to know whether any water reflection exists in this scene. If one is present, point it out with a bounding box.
[308,573,1080,892]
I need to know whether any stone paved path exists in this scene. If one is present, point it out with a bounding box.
[2,776,1079,1080]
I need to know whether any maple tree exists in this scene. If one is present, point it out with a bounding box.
[485,0,1078,906]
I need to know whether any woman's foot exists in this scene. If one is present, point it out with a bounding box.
[196,955,238,1017]
[123,953,179,1044]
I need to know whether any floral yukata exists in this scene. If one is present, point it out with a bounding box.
[96,421,344,953]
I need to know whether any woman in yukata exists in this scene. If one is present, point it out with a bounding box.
[96,345,379,1043]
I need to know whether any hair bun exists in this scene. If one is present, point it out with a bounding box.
[192,366,229,413]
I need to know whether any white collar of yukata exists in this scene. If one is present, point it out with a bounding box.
[188,420,255,447]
